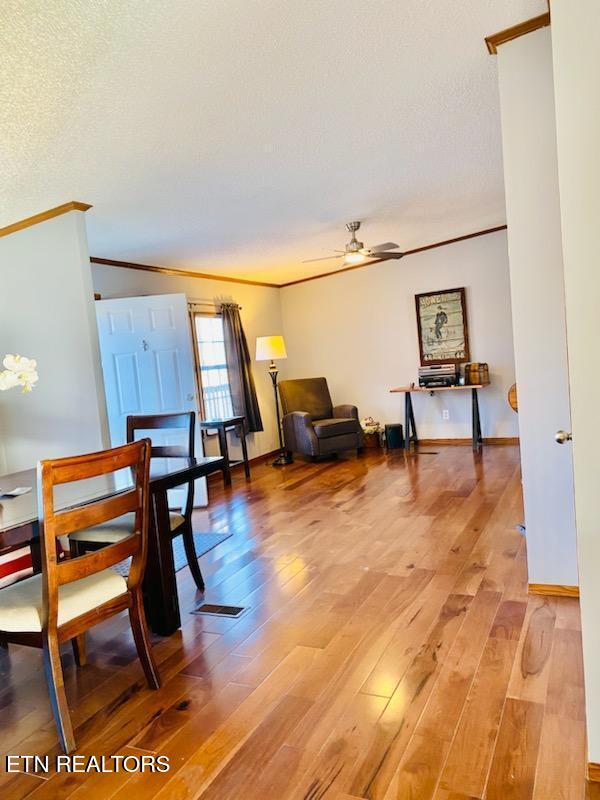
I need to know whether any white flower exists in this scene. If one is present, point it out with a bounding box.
[0,354,39,392]
[0,370,20,391]
[360,416,381,434]
[3,354,37,374]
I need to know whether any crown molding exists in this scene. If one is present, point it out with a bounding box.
[90,257,280,288]
[485,12,550,55]
[92,225,508,289]
[0,201,92,238]
[279,225,508,288]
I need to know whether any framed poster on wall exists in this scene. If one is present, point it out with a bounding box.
[415,287,470,365]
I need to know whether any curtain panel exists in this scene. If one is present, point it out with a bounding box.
[221,303,263,433]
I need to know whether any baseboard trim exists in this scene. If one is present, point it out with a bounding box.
[588,763,600,782]
[528,583,580,598]
[418,437,519,446]
[206,441,519,477]
[207,448,281,481]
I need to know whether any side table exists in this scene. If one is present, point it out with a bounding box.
[199,415,250,485]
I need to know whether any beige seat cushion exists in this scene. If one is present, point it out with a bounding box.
[0,569,127,633]
[67,511,185,545]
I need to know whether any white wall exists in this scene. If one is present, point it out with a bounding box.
[551,0,600,764]
[280,230,517,440]
[0,210,109,472]
[91,264,285,462]
[496,27,578,588]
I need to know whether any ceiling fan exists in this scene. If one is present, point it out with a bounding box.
[302,221,404,265]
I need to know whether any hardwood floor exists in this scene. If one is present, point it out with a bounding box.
[0,446,591,799]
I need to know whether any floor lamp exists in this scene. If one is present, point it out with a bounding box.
[255,335,293,467]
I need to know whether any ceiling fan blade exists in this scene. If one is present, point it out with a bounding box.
[301,254,343,263]
[371,252,405,261]
[368,242,400,253]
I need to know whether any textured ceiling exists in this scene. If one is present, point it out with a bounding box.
[2,0,544,284]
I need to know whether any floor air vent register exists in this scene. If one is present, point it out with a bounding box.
[191,604,246,618]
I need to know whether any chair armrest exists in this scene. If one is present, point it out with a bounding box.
[282,411,318,456]
[333,404,359,420]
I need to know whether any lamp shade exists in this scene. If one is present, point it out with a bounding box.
[255,335,287,361]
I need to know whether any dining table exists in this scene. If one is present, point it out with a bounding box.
[0,455,227,636]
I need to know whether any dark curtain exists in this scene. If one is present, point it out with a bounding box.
[221,303,263,433]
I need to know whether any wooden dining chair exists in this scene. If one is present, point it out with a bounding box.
[0,440,160,753]
[128,412,206,591]
[69,412,205,592]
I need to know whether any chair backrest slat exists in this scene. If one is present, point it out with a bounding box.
[37,440,151,632]
[57,535,139,585]
[52,489,140,538]
[49,447,145,485]
[147,444,189,458]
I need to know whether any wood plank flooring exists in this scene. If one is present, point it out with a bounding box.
[0,446,593,799]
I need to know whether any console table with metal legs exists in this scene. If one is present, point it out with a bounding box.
[389,384,488,451]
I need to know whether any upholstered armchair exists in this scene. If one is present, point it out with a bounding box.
[278,377,364,459]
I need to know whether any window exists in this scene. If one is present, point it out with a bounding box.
[194,314,234,421]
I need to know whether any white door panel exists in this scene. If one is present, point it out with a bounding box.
[96,293,207,507]
[552,0,600,762]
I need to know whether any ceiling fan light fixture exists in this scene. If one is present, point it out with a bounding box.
[344,251,366,265]
[302,221,402,266]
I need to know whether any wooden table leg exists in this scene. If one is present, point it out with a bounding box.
[217,425,232,486]
[409,393,418,447]
[472,388,483,451]
[143,488,181,636]
[404,392,418,450]
[238,424,250,479]
[30,535,42,574]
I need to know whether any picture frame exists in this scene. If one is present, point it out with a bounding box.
[415,287,470,365]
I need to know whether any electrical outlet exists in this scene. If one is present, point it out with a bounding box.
[442,409,450,420]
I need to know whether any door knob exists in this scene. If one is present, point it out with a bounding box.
[555,430,572,444]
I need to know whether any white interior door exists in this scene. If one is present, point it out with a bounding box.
[496,28,578,588]
[551,0,600,764]
[95,293,207,507]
